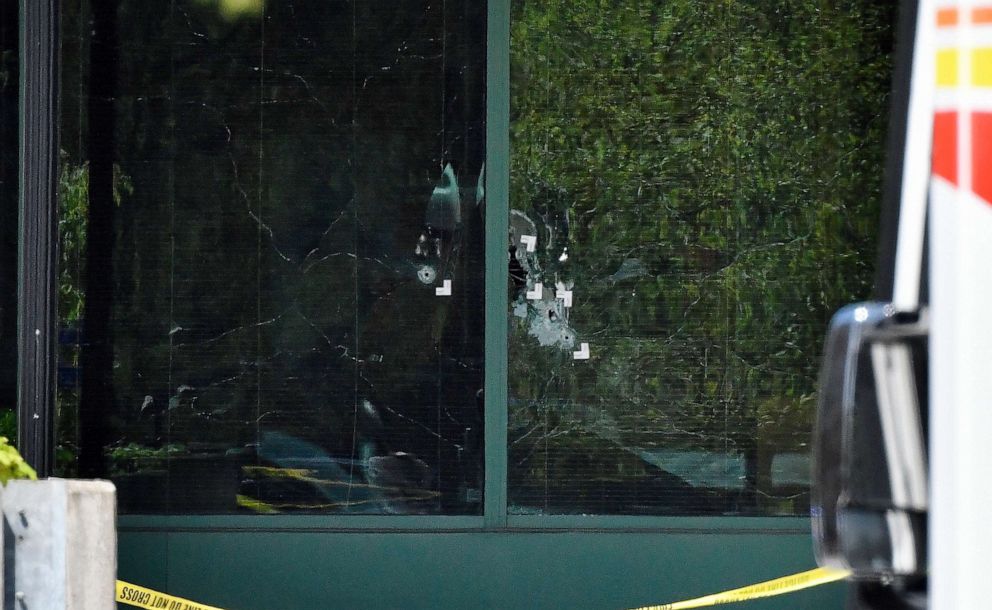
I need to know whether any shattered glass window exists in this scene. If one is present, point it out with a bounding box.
[507,2,894,515]
[58,0,487,514]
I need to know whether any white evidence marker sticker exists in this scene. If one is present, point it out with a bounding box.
[556,289,573,308]
[526,282,543,300]
[520,235,537,252]
[573,342,590,360]
[435,279,452,296]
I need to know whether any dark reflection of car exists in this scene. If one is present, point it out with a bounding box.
[507,426,808,516]
[236,431,441,514]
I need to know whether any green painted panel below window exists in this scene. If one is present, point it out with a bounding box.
[119,529,842,610]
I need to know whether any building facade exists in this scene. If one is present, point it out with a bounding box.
[2,1,903,607]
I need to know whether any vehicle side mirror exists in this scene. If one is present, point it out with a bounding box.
[812,302,928,579]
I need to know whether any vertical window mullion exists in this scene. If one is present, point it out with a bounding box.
[484,0,510,528]
[17,0,60,477]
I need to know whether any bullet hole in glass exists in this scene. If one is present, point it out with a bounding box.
[418,265,437,285]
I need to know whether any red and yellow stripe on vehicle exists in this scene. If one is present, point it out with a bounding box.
[932,2,992,205]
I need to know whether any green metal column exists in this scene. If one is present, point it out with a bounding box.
[484,0,510,529]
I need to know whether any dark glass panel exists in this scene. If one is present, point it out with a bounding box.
[59,0,487,514]
[507,1,895,515]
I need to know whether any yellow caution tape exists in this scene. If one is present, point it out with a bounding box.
[116,580,226,610]
[630,567,850,610]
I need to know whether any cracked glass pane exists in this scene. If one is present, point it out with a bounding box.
[58,0,487,515]
[507,1,895,515]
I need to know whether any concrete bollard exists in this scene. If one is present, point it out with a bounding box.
[1,479,117,610]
